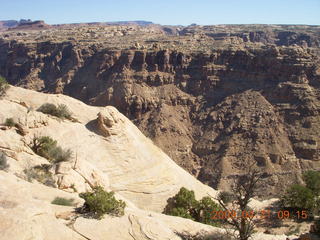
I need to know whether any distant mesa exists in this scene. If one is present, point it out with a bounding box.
[0,19,155,31]
[0,20,19,31]
[8,20,51,30]
[53,20,155,27]
[0,19,36,31]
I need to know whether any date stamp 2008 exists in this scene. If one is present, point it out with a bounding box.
[211,209,308,220]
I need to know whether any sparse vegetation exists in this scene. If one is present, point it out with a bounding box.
[30,136,72,163]
[0,152,9,170]
[51,197,75,206]
[281,184,315,211]
[163,187,221,226]
[281,170,320,214]
[303,171,320,196]
[24,164,56,187]
[49,146,73,163]
[37,103,72,120]
[164,187,197,220]
[4,118,16,128]
[0,75,9,96]
[27,136,71,187]
[79,186,126,219]
[197,196,223,226]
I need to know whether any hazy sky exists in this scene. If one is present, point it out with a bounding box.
[1,0,319,25]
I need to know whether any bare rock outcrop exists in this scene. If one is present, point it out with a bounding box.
[1,86,218,212]
[0,86,221,240]
[97,108,124,136]
[0,86,305,240]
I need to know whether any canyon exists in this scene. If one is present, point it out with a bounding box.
[1,22,320,197]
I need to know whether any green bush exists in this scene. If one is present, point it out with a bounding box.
[172,187,198,210]
[281,170,320,214]
[169,207,194,220]
[56,104,72,119]
[31,136,57,159]
[51,197,75,206]
[38,103,72,120]
[30,136,72,163]
[164,187,198,220]
[38,103,57,115]
[24,164,55,187]
[79,186,126,219]
[303,171,320,196]
[48,146,72,163]
[0,76,9,95]
[196,196,222,226]
[164,187,221,226]
[0,152,9,170]
[4,118,16,128]
[281,184,315,211]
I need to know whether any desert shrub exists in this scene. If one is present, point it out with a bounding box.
[0,152,9,170]
[48,146,72,163]
[281,184,315,211]
[171,187,198,211]
[37,103,72,119]
[281,170,320,214]
[303,171,320,196]
[169,207,194,220]
[24,164,55,187]
[30,136,72,163]
[56,104,72,119]
[164,187,198,220]
[51,197,75,206]
[0,76,9,95]
[164,187,221,226]
[31,136,57,159]
[196,196,222,226]
[79,186,126,219]
[4,118,16,128]
[38,103,57,115]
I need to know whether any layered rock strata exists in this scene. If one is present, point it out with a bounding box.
[0,25,320,195]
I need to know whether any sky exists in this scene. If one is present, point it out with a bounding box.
[0,0,319,26]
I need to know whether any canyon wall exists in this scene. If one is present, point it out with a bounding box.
[1,25,320,196]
